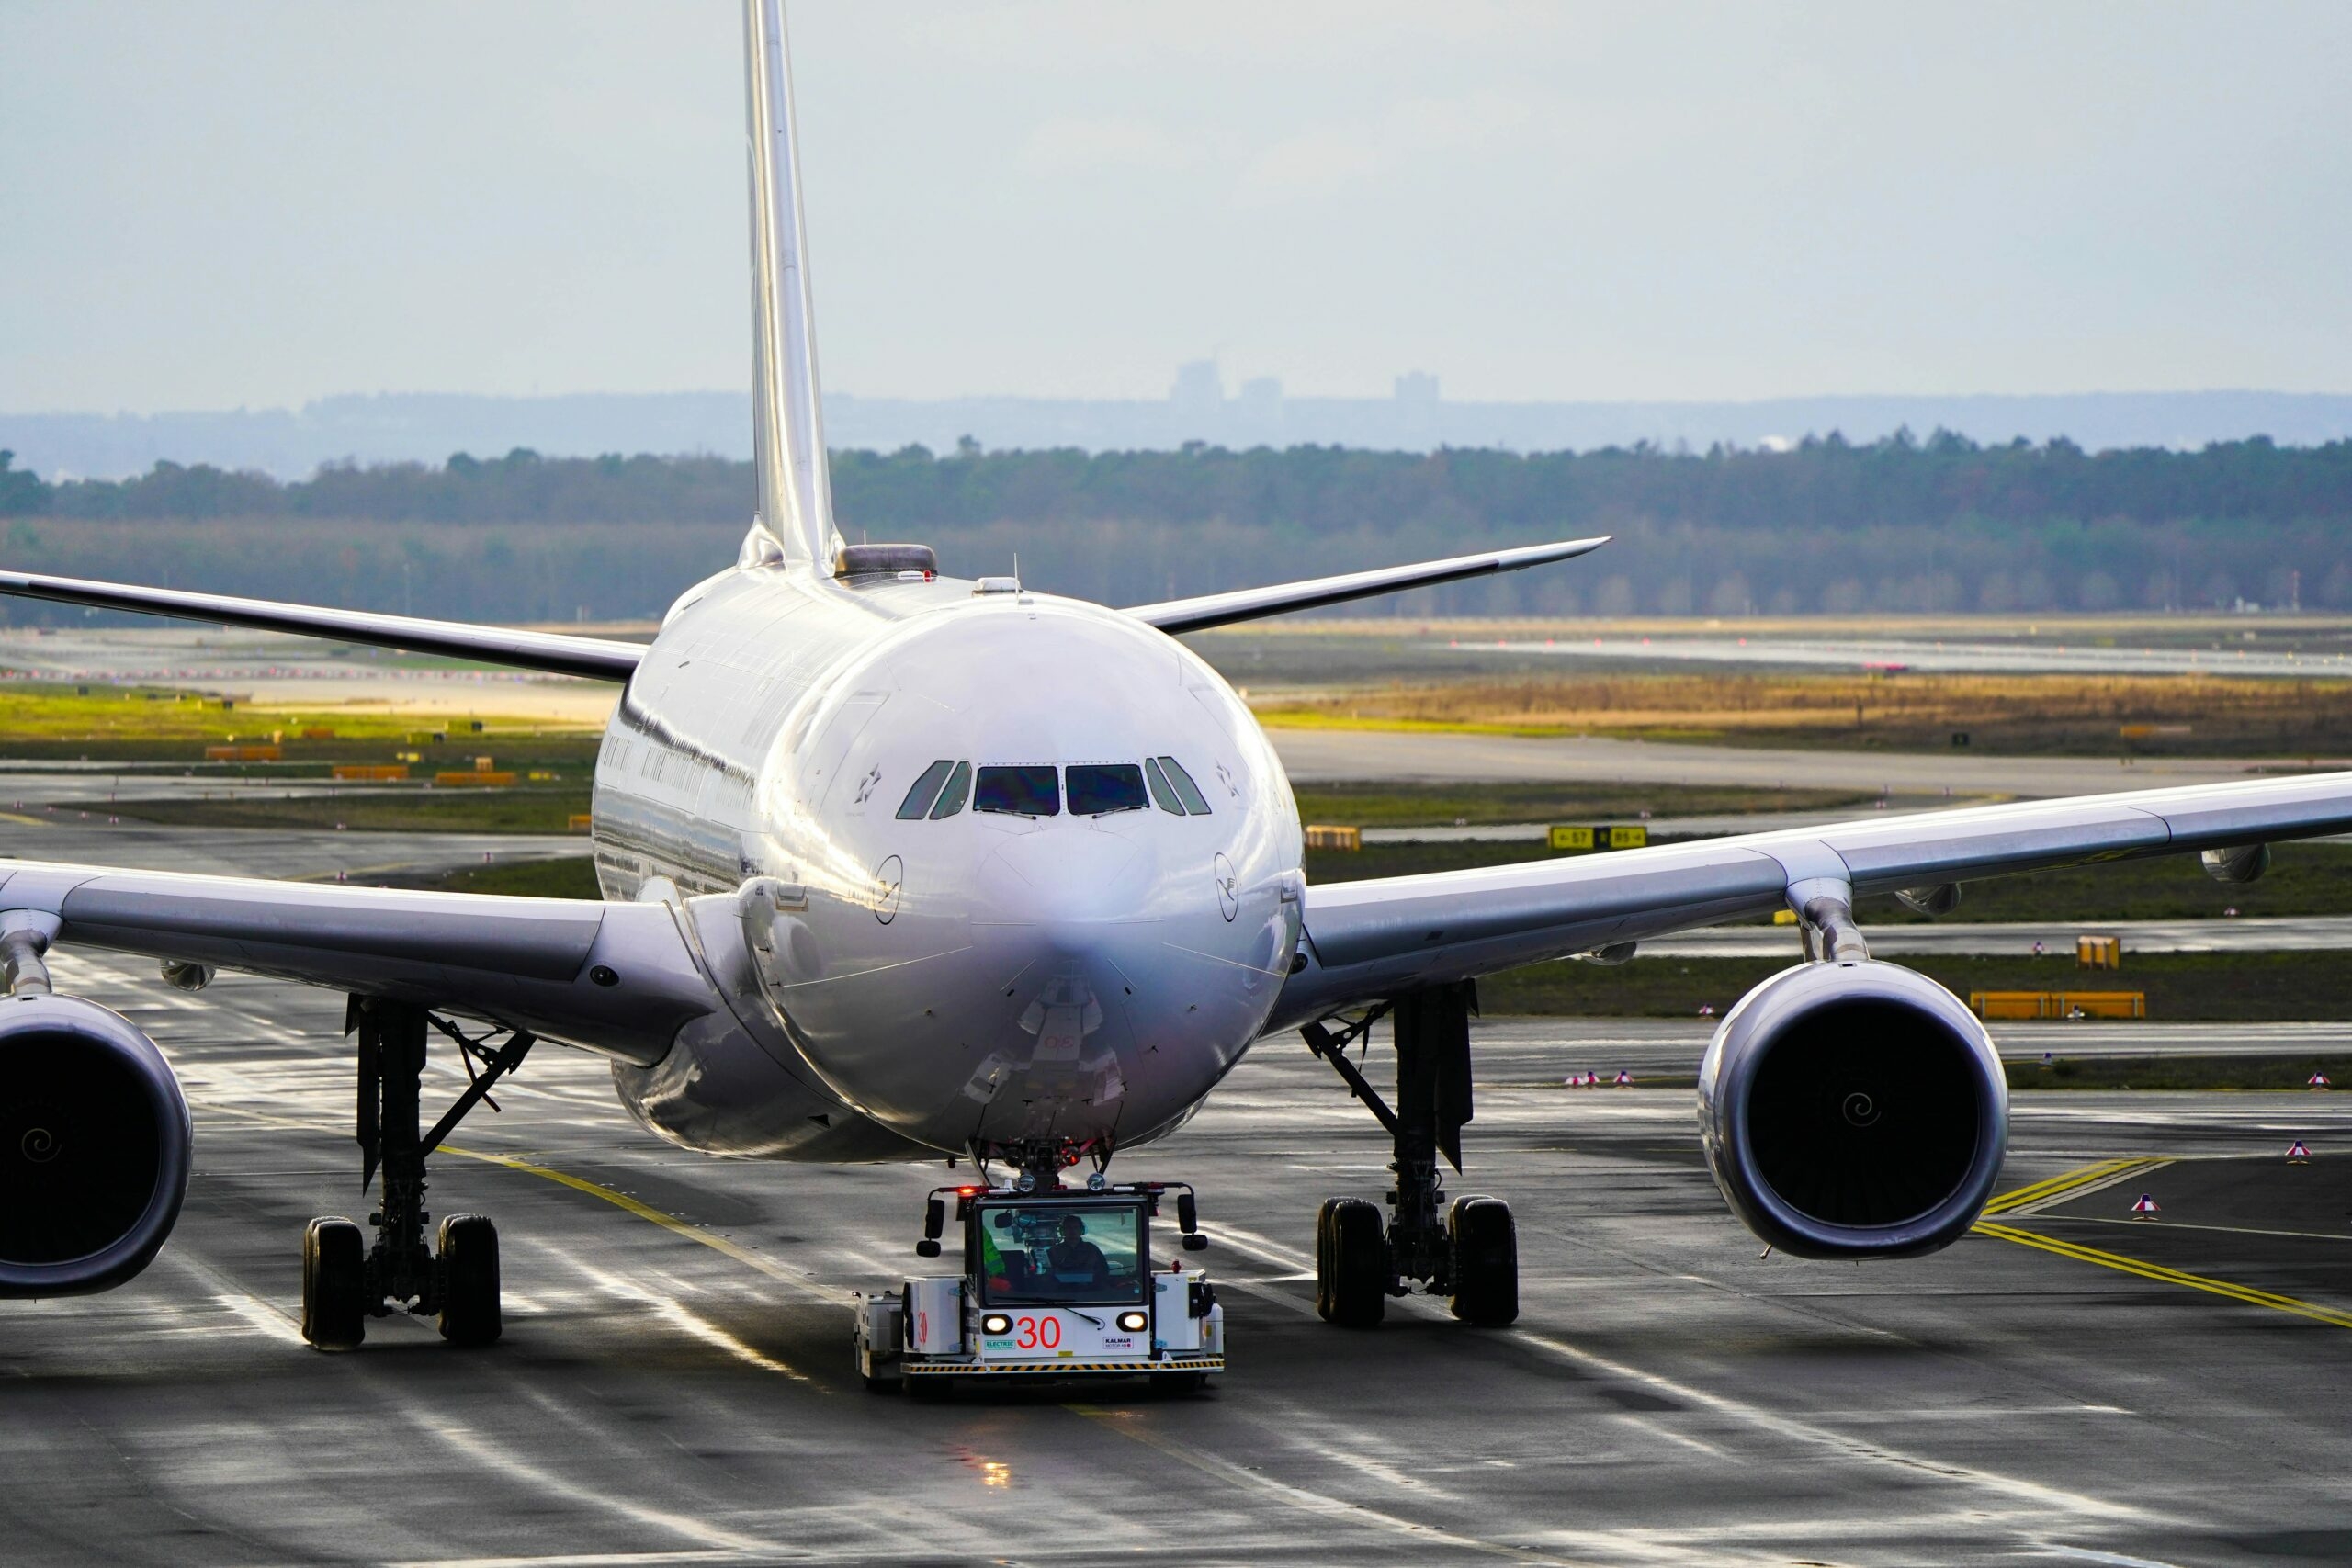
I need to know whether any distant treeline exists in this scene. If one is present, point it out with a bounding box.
[2,434,2347,620]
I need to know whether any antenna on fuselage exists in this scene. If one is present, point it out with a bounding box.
[743,0,842,570]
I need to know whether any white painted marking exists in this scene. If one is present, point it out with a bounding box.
[2041,1545,2191,1568]
[1214,1224,2163,1529]
[393,1554,752,1568]
[416,1417,786,1556]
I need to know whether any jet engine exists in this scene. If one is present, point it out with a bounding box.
[1698,961,2006,1260]
[0,994,192,1296]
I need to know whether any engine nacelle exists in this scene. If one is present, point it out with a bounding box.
[2200,843,2269,885]
[0,995,192,1297]
[1699,961,2006,1260]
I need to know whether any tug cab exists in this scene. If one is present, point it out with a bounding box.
[854,1182,1224,1392]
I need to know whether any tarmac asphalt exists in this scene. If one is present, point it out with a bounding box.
[6,940,2350,1565]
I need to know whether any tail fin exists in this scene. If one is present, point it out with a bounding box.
[743,0,839,568]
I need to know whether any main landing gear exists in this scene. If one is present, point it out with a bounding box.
[1303,981,1518,1329]
[301,998,534,1350]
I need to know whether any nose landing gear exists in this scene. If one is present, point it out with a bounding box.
[300,998,533,1350]
[1303,982,1518,1328]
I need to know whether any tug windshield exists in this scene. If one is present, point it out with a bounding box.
[976,1201,1146,1305]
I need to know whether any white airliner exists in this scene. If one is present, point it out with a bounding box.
[1,2,2345,1349]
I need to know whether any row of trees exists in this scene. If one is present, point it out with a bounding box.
[10,432,2352,529]
[0,435,2345,618]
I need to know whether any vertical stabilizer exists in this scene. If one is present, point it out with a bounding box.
[744,0,839,568]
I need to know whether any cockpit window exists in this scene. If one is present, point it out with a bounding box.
[1067,763,1147,817]
[975,765,1059,818]
[896,759,956,820]
[929,760,971,818]
[1143,757,1183,815]
[1155,755,1213,815]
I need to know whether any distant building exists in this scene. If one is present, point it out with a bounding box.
[1392,371,1441,445]
[1169,361,1224,424]
[1233,377,1284,445]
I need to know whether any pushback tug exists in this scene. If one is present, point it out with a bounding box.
[856,1168,1223,1392]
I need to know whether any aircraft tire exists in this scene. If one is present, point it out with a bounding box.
[1319,1197,1387,1327]
[1447,1196,1518,1326]
[301,1216,368,1350]
[435,1214,503,1347]
[1314,1199,1336,1319]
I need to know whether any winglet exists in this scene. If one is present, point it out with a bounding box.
[744,0,840,568]
[1120,536,1611,635]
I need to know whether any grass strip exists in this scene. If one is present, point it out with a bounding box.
[409,857,604,898]
[97,788,592,835]
[1291,780,1876,829]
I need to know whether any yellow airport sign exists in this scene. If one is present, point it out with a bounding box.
[1550,824,1650,853]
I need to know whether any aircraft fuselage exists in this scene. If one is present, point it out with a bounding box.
[590,553,1305,1167]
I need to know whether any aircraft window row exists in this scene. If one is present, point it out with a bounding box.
[893,757,1214,820]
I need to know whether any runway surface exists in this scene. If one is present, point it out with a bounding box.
[1464,632,2352,681]
[0,816,580,881]
[0,627,616,724]
[1266,726,2329,797]
[1636,915,2352,957]
[8,952,2351,1565]
[0,764,451,808]
[1474,1016,2352,1076]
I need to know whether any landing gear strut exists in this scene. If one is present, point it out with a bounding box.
[1304,982,1517,1328]
[300,998,533,1350]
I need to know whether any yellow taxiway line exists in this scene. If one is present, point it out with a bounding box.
[1974,1220,2352,1329]
[1979,1156,2166,1216]
[1974,1158,2352,1329]
[440,1144,851,1304]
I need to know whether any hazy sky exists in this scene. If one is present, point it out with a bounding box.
[4,2,2347,412]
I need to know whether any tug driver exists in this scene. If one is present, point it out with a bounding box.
[1046,1213,1109,1287]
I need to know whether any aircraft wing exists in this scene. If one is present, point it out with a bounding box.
[1121,537,1610,635]
[1270,771,2352,1028]
[0,860,718,1064]
[0,569,646,681]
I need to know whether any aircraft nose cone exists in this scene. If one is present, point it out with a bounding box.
[982,829,1151,954]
